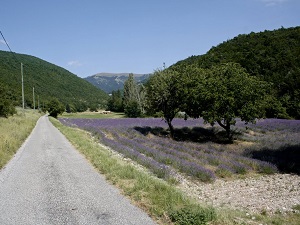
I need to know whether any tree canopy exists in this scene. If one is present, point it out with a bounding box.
[146,69,182,138]
[192,63,270,139]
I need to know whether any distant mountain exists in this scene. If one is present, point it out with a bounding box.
[85,73,151,93]
[0,50,109,111]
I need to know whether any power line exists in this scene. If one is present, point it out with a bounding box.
[0,30,13,53]
[0,30,20,63]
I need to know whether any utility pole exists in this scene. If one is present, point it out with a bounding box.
[33,86,35,110]
[21,63,25,111]
[38,95,40,111]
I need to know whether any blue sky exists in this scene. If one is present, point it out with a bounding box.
[1,0,299,78]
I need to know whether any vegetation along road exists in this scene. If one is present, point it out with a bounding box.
[0,115,156,225]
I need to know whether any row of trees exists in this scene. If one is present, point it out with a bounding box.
[0,83,64,119]
[108,63,272,140]
[147,63,271,139]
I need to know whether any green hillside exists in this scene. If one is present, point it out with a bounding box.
[0,50,109,111]
[172,26,300,119]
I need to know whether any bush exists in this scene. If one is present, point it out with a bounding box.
[169,205,216,225]
[47,98,65,118]
[0,84,16,117]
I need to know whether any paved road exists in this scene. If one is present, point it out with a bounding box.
[0,116,156,225]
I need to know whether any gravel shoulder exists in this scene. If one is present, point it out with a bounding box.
[0,115,156,225]
[178,173,300,214]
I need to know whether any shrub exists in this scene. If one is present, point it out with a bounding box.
[47,98,65,118]
[169,205,216,225]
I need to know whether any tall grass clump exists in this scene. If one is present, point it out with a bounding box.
[0,108,42,169]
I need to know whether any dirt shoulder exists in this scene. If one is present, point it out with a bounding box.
[178,173,300,214]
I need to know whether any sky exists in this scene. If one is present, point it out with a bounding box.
[1,0,299,78]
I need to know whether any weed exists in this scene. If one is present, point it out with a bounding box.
[169,205,216,225]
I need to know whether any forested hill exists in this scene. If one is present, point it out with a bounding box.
[0,50,109,111]
[171,26,300,119]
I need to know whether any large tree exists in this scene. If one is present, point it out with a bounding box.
[146,69,181,138]
[188,63,271,140]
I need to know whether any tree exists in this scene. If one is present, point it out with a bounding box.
[190,63,270,140]
[107,90,124,112]
[123,73,145,117]
[124,100,141,118]
[47,98,65,118]
[0,84,16,117]
[66,103,76,113]
[146,69,181,138]
[123,74,137,105]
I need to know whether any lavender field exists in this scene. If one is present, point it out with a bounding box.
[59,117,300,182]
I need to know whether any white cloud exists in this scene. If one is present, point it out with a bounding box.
[261,0,288,6]
[0,40,6,45]
[67,60,82,67]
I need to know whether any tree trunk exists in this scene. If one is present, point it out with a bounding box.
[217,120,232,141]
[166,118,175,139]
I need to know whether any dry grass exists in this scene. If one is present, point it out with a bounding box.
[0,108,42,169]
[60,111,125,119]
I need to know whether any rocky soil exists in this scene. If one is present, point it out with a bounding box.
[178,173,300,214]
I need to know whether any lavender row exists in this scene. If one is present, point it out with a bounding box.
[59,118,280,180]
[93,128,173,180]
[121,128,277,175]
[111,132,215,182]
[92,126,215,181]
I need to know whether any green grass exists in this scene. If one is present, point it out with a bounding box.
[0,108,42,169]
[50,117,300,225]
[60,111,125,119]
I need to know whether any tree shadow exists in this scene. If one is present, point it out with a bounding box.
[133,126,237,144]
[245,144,300,175]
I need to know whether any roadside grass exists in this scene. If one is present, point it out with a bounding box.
[50,117,300,225]
[60,111,125,119]
[0,108,42,169]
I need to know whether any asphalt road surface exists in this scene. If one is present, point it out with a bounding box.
[0,116,156,225]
